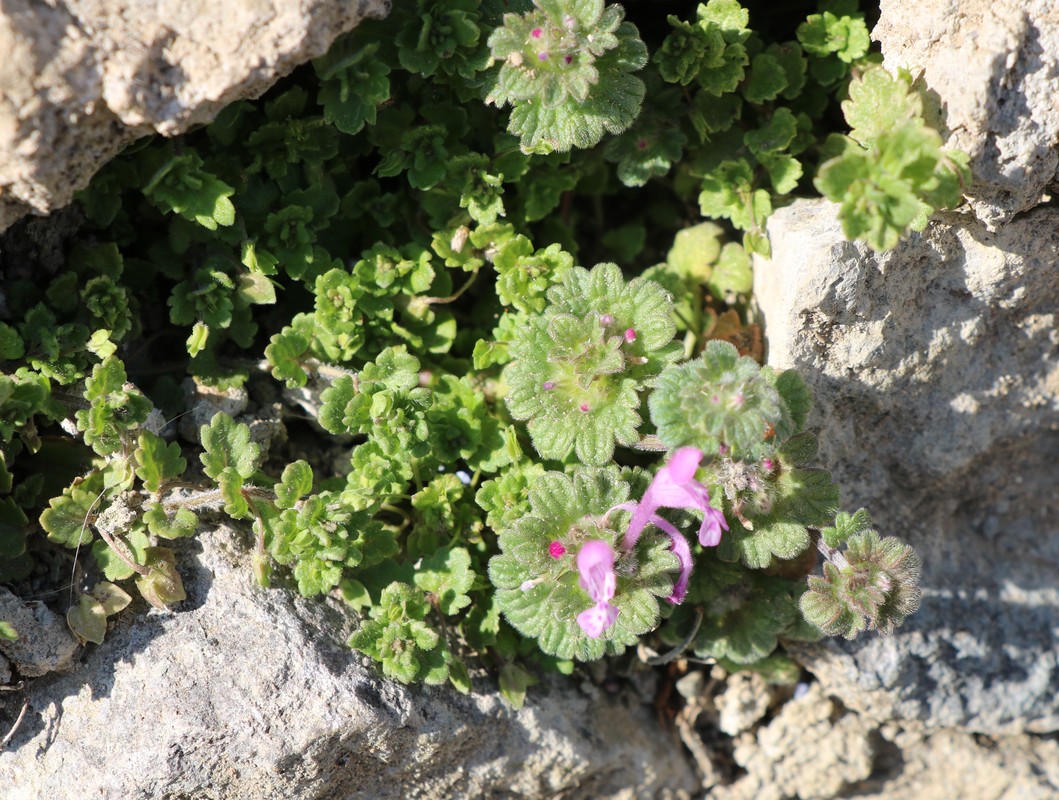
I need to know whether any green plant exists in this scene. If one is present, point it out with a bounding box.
[0,0,933,696]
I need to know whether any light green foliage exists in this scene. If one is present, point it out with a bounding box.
[650,341,786,460]
[134,431,186,495]
[505,263,681,465]
[75,357,153,457]
[487,0,648,152]
[67,581,132,644]
[348,582,451,685]
[801,510,922,637]
[816,65,970,251]
[489,468,679,660]
[315,40,391,135]
[4,0,928,687]
[319,346,432,458]
[138,145,236,230]
[413,546,476,615]
[661,561,808,665]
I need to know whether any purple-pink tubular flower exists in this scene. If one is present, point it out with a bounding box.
[575,540,619,638]
[623,446,729,550]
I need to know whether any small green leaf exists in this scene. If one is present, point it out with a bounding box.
[200,413,260,481]
[413,547,475,616]
[134,431,187,494]
[67,594,108,645]
[498,663,537,709]
[135,547,186,609]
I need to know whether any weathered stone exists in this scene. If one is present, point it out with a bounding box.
[0,526,699,799]
[0,589,80,679]
[754,199,1059,735]
[712,684,875,800]
[851,724,1059,799]
[712,687,1059,800]
[874,0,1059,229]
[716,672,772,737]
[0,0,390,232]
[179,376,249,443]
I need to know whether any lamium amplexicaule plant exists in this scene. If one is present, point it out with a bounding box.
[0,0,951,705]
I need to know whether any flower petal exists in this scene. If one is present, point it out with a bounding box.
[647,514,693,604]
[577,540,617,603]
[698,506,729,547]
[577,602,619,638]
[665,447,705,483]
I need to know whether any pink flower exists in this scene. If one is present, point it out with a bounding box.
[548,540,567,559]
[623,447,728,550]
[575,540,619,637]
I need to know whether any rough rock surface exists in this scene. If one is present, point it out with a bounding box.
[874,0,1059,229]
[0,527,699,800]
[754,199,1059,735]
[711,688,1059,800]
[713,684,876,800]
[0,0,390,232]
[0,588,80,679]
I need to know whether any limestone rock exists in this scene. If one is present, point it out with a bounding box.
[0,527,699,799]
[712,684,875,800]
[874,0,1059,229]
[0,588,80,679]
[716,672,772,737]
[0,0,390,232]
[754,199,1059,735]
[852,724,1059,799]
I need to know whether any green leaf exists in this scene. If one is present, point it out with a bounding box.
[275,460,314,510]
[708,242,752,300]
[413,547,476,615]
[488,5,648,152]
[135,547,186,609]
[742,53,788,104]
[200,412,260,481]
[91,527,150,581]
[139,144,236,230]
[40,473,105,548]
[143,503,198,540]
[499,663,538,709]
[67,593,108,644]
[134,431,186,494]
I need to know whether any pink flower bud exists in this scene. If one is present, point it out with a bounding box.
[579,403,590,412]
[538,51,549,62]
[548,541,567,559]
[543,380,556,390]
[600,314,614,326]
[624,328,637,343]
[531,27,542,38]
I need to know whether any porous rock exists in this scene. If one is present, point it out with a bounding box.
[0,588,80,679]
[754,199,1059,735]
[0,526,699,799]
[712,684,875,800]
[874,0,1059,229]
[0,0,390,232]
[711,688,1059,800]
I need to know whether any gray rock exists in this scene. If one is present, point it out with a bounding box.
[754,199,1059,735]
[0,589,80,679]
[0,527,699,799]
[874,0,1059,229]
[0,0,390,232]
